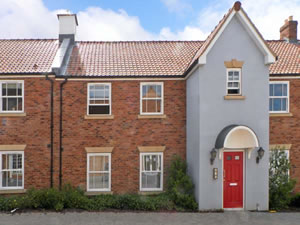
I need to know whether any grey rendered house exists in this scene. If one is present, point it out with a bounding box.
[186,2,275,210]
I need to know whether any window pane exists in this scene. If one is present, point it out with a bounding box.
[145,85,157,98]
[2,171,22,187]
[18,98,23,111]
[95,85,104,91]
[95,90,105,99]
[2,154,7,170]
[89,156,109,172]
[143,155,151,171]
[156,85,162,97]
[142,85,148,98]
[17,83,22,96]
[89,173,109,189]
[282,98,287,111]
[283,84,287,96]
[142,99,161,113]
[233,72,239,80]
[17,172,23,186]
[152,155,159,171]
[89,105,110,114]
[143,85,161,98]
[2,83,6,96]
[7,83,17,96]
[273,98,281,111]
[233,82,239,88]
[228,89,239,94]
[269,99,273,111]
[142,172,161,189]
[274,84,283,96]
[105,86,109,98]
[90,90,95,98]
[269,84,274,96]
[7,98,17,111]
[90,85,95,91]
[94,99,108,104]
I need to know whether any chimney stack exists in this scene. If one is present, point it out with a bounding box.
[280,16,298,43]
[57,13,78,44]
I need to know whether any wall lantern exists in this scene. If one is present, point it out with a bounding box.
[210,148,217,165]
[256,147,265,164]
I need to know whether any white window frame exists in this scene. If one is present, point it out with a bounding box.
[87,153,111,192]
[226,68,242,95]
[269,81,289,113]
[140,152,163,191]
[0,151,24,190]
[0,80,24,113]
[140,82,164,115]
[87,83,111,115]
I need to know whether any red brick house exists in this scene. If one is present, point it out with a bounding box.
[0,2,299,210]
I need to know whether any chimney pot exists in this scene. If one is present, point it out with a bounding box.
[280,16,298,43]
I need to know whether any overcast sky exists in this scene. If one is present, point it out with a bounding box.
[0,0,299,41]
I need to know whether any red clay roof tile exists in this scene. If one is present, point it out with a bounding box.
[0,39,298,76]
[0,39,58,74]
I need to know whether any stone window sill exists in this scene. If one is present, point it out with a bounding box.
[85,191,113,196]
[270,113,293,117]
[224,95,246,100]
[0,189,26,194]
[84,115,114,120]
[138,191,164,196]
[138,114,167,119]
[0,113,26,117]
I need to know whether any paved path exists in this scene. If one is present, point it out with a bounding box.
[0,211,300,225]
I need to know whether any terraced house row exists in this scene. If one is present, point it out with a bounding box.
[0,2,299,210]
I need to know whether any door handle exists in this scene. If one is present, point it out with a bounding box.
[229,183,238,186]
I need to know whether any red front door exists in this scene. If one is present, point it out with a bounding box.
[223,151,243,208]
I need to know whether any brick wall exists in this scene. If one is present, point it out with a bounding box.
[59,79,186,193]
[0,77,52,189]
[0,77,186,193]
[270,78,300,192]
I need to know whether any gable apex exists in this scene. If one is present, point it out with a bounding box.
[195,2,276,66]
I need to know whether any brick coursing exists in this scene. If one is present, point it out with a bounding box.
[270,79,300,192]
[0,78,186,193]
[0,77,52,189]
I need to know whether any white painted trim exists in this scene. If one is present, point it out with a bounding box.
[198,9,275,65]
[270,76,300,79]
[226,68,242,96]
[198,11,235,65]
[224,126,259,149]
[236,10,275,64]
[87,83,112,116]
[139,152,163,192]
[222,150,245,210]
[56,77,185,81]
[140,82,164,115]
[0,75,54,78]
[86,153,111,192]
[184,64,200,80]
[269,81,289,113]
[0,151,24,190]
[0,80,24,114]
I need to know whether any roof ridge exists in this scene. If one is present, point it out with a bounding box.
[0,38,57,41]
[75,40,205,43]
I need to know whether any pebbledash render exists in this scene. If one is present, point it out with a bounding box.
[0,2,299,210]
